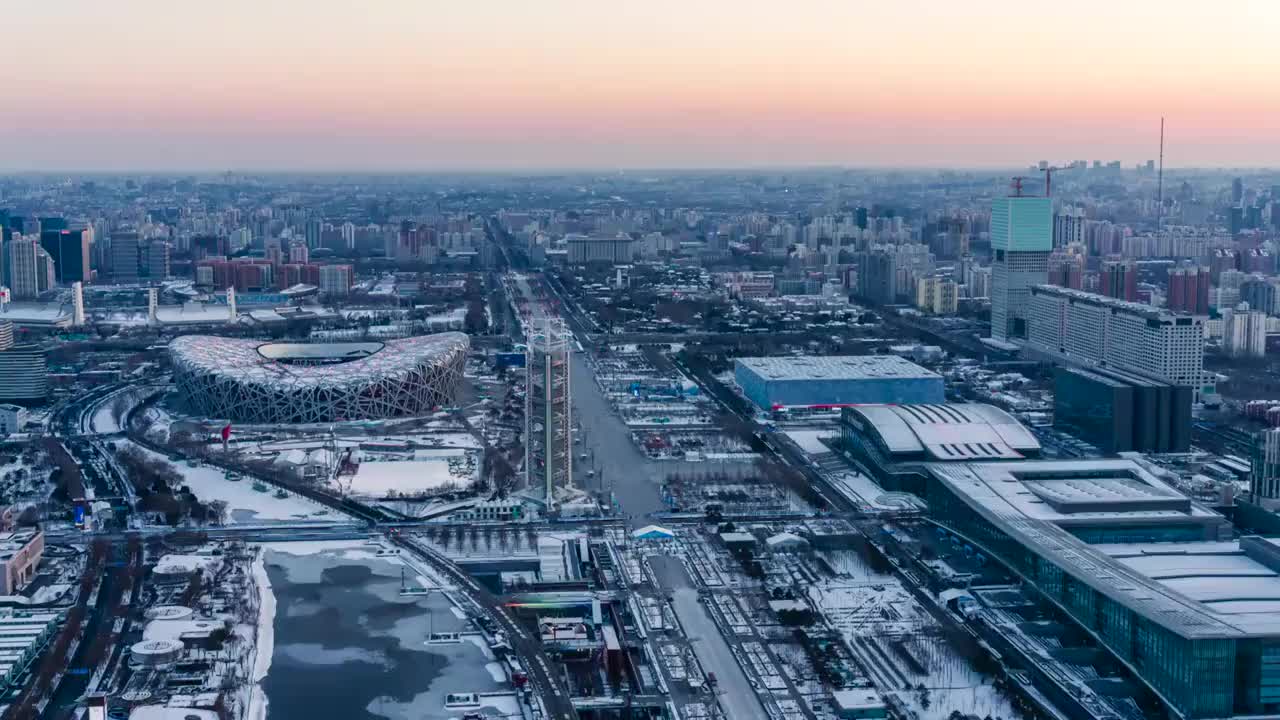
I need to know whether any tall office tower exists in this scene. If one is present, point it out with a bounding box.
[1232,177,1245,204]
[341,222,356,250]
[0,226,5,287]
[146,240,171,280]
[110,232,142,283]
[1224,303,1267,358]
[304,219,322,249]
[1047,251,1084,290]
[1027,285,1206,392]
[7,238,39,299]
[1230,206,1245,235]
[39,229,89,284]
[1100,257,1138,301]
[854,250,897,306]
[525,318,573,506]
[1252,429,1280,499]
[1052,206,1086,248]
[318,265,352,296]
[990,194,1053,341]
[288,242,309,264]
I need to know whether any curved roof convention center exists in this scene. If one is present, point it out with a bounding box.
[844,402,1041,461]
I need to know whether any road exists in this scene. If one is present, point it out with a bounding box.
[648,555,768,720]
[570,352,668,522]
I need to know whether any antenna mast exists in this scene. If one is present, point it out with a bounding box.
[1157,117,1165,238]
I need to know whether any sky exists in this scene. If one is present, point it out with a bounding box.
[3,0,1279,171]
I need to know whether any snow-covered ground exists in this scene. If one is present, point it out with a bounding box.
[784,429,836,455]
[246,551,275,720]
[340,449,477,498]
[123,442,339,524]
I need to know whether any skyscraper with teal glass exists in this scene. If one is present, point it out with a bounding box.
[990,194,1052,341]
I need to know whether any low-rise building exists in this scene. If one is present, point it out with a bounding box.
[735,355,944,410]
[0,405,25,435]
[0,530,44,595]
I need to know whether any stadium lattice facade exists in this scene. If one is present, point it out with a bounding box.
[170,333,468,423]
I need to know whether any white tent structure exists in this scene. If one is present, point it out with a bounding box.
[631,525,675,541]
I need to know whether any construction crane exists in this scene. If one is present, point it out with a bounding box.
[1037,161,1066,197]
[1009,176,1029,197]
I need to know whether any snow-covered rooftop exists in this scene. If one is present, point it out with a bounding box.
[929,460,1258,638]
[736,354,940,382]
[847,403,1040,460]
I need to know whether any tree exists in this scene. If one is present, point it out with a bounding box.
[207,500,229,525]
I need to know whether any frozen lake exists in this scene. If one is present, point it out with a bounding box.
[262,541,515,720]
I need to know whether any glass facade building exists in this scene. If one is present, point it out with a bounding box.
[1053,366,1192,453]
[926,462,1280,719]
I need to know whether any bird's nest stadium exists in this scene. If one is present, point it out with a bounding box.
[169,333,469,424]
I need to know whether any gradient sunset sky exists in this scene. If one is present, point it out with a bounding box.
[4,0,1278,171]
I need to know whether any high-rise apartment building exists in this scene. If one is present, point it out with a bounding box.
[990,195,1052,341]
[6,238,39,300]
[1167,265,1211,315]
[1252,428,1280,499]
[1027,284,1207,392]
[1047,251,1084,290]
[35,249,55,293]
[1052,206,1086,248]
[1224,303,1267,358]
[854,250,897,306]
[318,264,352,296]
[1240,278,1280,316]
[304,219,322,249]
[915,275,958,314]
[1100,257,1137,301]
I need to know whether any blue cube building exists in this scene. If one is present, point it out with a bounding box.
[734,355,944,410]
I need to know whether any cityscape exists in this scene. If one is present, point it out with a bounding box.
[3,4,1280,720]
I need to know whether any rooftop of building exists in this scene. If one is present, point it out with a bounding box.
[735,355,940,382]
[0,530,40,561]
[928,460,1267,639]
[1030,284,1201,323]
[0,304,72,327]
[844,403,1041,461]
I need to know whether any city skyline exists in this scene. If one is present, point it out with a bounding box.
[4,0,1280,171]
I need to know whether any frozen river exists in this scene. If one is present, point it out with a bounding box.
[261,541,515,720]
